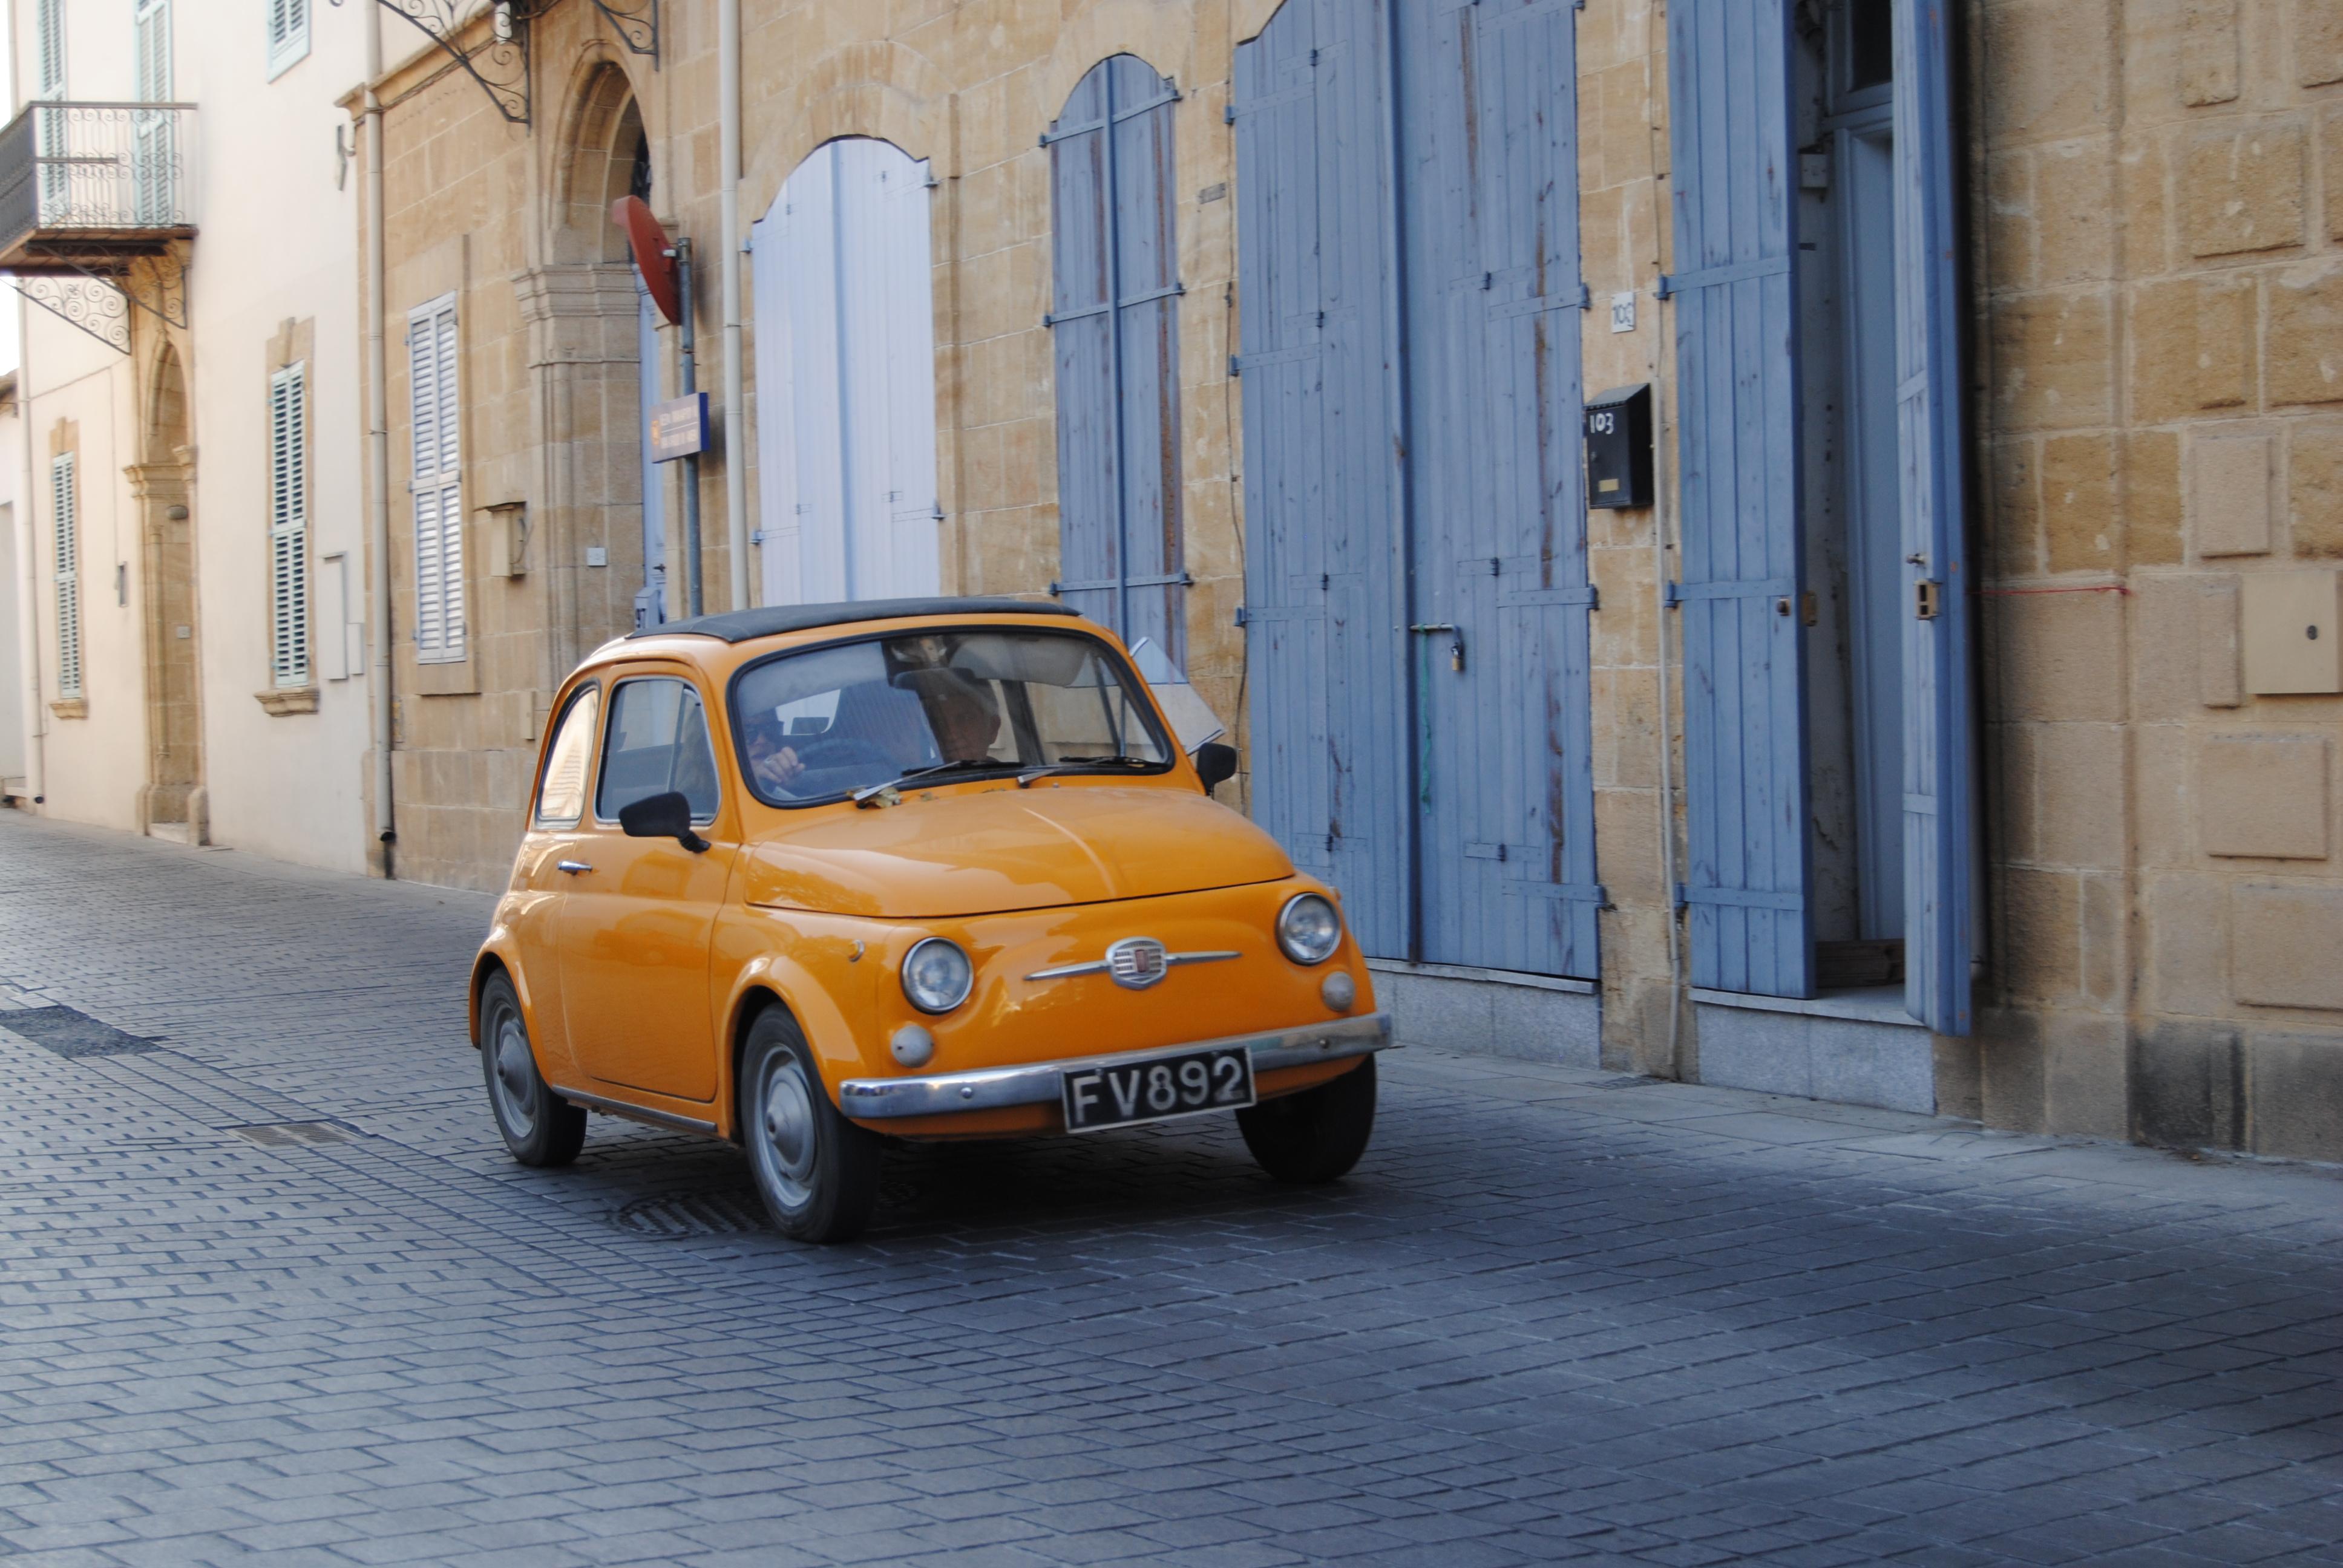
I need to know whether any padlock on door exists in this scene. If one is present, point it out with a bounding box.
[1409,622,1465,672]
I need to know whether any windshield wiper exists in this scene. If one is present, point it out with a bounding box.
[1015,755,1158,788]
[851,759,1008,807]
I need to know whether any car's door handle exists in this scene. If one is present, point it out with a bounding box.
[556,860,593,875]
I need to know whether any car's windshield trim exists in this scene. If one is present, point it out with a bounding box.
[726,624,1176,811]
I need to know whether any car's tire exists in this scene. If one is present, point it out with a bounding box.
[738,1006,881,1244]
[479,971,587,1168]
[1237,1054,1376,1183]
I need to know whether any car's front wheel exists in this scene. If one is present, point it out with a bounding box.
[738,1007,880,1244]
[479,971,587,1167]
[1237,1055,1376,1183]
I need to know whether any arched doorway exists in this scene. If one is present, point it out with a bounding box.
[750,137,940,606]
[134,342,202,840]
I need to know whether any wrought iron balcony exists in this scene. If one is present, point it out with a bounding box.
[0,101,198,271]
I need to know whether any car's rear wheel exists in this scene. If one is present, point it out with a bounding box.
[1237,1055,1376,1183]
[738,1007,880,1244]
[480,972,586,1167]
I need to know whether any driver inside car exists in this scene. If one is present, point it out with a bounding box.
[743,667,1001,797]
[899,668,1003,763]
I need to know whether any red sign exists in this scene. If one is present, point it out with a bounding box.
[611,195,681,325]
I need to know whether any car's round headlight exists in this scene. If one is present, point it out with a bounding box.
[1276,893,1343,965]
[902,938,974,1014]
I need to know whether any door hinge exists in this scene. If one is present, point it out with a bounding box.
[1800,591,1818,627]
[1234,605,1250,627]
[1224,103,1236,125]
[1228,354,1241,377]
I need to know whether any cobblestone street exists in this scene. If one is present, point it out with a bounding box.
[0,811,2338,1567]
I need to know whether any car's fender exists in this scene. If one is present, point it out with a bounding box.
[710,906,879,1137]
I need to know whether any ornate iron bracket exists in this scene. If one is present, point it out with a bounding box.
[12,276,130,355]
[336,0,533,126]
[28,246,188,332]
[589,0,657,62]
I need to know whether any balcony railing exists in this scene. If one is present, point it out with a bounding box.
[0,101,198,268]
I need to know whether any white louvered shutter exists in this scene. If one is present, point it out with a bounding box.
[36,0,64,99]
[133,0,172,225]
[408,295,465,663]
[52,454,79,699]
[267,0,308,74]
[270,363,310,687]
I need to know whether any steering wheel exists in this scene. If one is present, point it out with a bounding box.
[765,737,907,797]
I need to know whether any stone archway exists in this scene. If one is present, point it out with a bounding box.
[516,59,653,685]
[129,340,203,841]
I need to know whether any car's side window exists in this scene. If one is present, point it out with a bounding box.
[597,677,722,824]
[534,684,601,827]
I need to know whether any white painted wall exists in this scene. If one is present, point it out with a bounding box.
[179,0,369,870]
[6,0,370,866]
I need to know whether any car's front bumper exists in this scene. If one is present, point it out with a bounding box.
[837,1011,1394,1120]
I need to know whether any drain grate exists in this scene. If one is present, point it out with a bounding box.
[614,1192,767,1238]
[0,1005,162,1059]
[226,1121,352,1148]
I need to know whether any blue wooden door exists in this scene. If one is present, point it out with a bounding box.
[1047,56,1186,664]
[1665,0,1814,997]
[1236,0,1598,978]
[1233,0,1413,959]
[1400,0,1598,976]
[1895,0,1973,1034]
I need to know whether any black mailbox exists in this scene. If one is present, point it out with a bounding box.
[1584,383,1654,510]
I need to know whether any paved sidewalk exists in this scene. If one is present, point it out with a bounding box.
[1,810,2339,1567]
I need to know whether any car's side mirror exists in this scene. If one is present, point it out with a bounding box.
[1193,742,1238,796]
[618,790,710,852]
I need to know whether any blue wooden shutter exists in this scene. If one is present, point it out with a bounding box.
[1895,0,1973,1034]
[1234,0,1411,958]
[1398,0,1599,979]
[1047,56,1184,662]
[1665,1,1813,997]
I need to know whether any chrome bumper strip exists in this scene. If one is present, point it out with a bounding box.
[838,1011,1394,1120]
[552,1085,718,1135]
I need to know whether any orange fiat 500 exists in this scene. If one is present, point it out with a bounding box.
[469,597,1391,1242]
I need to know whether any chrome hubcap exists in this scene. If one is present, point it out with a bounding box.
[491,1013,539,1135]
[755,1057,818,1209]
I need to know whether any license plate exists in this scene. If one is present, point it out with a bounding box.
[1061,1045,1256,1132]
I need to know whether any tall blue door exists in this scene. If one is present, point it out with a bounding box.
[1235,0,1598,978]
[1895,0,1974,1034]
[1665,0,1814,998]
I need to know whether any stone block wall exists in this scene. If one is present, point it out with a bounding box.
[1970,0,2343,1161]
[370,0,1265,889]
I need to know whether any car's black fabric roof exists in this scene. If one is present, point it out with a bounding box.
[626,596,1083,644]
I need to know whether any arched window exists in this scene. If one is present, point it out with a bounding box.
[1046,56,1183,664]
[750,138,940,605]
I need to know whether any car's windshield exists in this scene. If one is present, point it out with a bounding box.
[731,627,1175,806]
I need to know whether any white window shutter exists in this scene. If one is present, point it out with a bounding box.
[267,0,310,76]
[134,0,168,100]
[407,295,464,663]
[52,453,79,699]
[270,363,310,688]
[756,139,940,606]
[36,0,64,99]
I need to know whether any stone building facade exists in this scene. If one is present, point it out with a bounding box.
[217,0,2341,1163]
